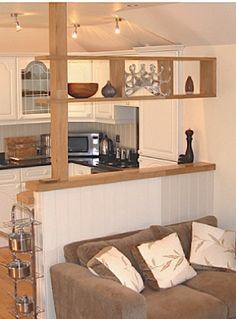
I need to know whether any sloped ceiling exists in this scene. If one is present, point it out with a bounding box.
[119,3,236,46]
[0,2,236,53]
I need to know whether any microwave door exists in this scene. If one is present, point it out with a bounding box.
[68,136,89,155]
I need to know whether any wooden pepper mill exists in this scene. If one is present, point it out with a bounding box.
[178,129,194,164]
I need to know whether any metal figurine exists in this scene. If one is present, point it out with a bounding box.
[125,63,171,97]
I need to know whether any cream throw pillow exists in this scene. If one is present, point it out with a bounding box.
[87,246,144,293]
[190,222,236,271]
[137,232,197,288]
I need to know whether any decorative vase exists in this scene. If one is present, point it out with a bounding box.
[101,81,117,97]
[185,76,194,94]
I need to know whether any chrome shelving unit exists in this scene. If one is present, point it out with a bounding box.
[2,204,44,319]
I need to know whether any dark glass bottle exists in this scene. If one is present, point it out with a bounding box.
[185,76,194,94]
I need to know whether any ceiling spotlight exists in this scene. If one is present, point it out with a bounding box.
[11,13,22,32]
[115,17,121,35]
[72,24,80,39]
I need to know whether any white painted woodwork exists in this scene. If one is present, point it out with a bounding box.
[139,99,180,161]
[0,168,21,246]
[69,163,91,175]
[0,57,17,120]
[0,183,22,246]
[17,57,50,120]
[139,156,177,168]
[95,101,137,124]
[21,166,52,182]
[68,60,94,120]
[33,170,214,319]
[0,168,21,183]
[0,164,91,246]
[161,171,214,225]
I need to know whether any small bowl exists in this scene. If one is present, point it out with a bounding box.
[68,83,98,98]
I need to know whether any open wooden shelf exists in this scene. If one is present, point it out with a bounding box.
[36,93,216,105]
[35,55,216,103]
[35,55,216,62]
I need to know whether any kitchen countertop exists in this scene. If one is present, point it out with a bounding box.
[0,157,137,173]
[24,162,216,192]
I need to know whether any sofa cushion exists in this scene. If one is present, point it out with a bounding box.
[150,215,217,259]
[77,228,155,268]
[190,222,236,271]
[64,228,141,264]
[142,284,227,319]
[185,270,236,318]
[87,246,144,293]
[133,232,196,289]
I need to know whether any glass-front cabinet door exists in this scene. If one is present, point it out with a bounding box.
[18,57,50,119]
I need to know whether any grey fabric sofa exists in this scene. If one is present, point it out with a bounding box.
[50,216,236,319]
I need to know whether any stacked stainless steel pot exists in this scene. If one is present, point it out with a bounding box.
[8,227,34,314]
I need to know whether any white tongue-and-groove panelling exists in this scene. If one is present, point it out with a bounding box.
[0,122,137,152]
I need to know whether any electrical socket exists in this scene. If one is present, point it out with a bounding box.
[116,134,120,143]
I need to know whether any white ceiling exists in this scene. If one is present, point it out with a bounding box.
[0,2,236,52]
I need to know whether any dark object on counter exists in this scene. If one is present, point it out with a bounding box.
[0,152,5,164]
[185,76,194,94]
[99,134,114,157]
[68,83,98,98]
[178,129,194,164]
[101,80,117,97]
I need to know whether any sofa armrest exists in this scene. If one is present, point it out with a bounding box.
[50,263,147,319]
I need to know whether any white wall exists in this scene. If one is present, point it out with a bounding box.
[183,44,236,230]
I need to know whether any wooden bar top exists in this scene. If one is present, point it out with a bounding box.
[25,162,215,192]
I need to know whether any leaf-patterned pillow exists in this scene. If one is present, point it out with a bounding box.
[190,222,236,271]
[132,232,196,289]
[87,246,144,293]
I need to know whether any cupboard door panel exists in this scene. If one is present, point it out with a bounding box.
[139,99,179,161]
[0,58,17,120]
[0,183,22,246]
[68,60,94,120]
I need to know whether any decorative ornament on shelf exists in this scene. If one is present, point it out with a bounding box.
[178,129,194,164]
[185,76,194,94]
[101,81,117,97]
[125,63,171,97]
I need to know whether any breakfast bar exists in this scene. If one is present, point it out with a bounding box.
[22,161,215,319]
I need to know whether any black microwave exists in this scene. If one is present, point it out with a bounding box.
[68,132,101,157]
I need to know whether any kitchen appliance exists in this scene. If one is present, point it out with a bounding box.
[40,133,51,157]
[68,132,101,157]
[99,134,114,157]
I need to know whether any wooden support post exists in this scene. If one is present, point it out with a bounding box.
[49,3,68,181]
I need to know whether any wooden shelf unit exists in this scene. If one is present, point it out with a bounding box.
[35,55,216,102]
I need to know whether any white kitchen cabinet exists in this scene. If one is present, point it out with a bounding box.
[139,156,177,168]
[68,60,94,121]
[0,57,17,121]
[21,165,51,182]
[69,163,91,175]
[0,168,21,246]
[139,99,182,161]
[17,57,50,120]
[94,102,136,124]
